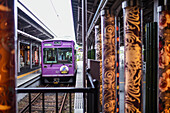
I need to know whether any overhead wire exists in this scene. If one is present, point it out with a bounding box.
[50,0,60,20]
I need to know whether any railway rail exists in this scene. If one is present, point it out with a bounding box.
[17,70,75,113]
[18,84,74,113]
[16,70,99,113]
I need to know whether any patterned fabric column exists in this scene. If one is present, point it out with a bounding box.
[122,1,143,112]
[95,25,102,106]
[158,7,170,112]
[101,9,116,113]
[0,0,16,112]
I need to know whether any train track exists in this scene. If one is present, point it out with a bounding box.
[18,84,74,113]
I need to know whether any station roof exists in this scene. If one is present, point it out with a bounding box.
[71,0,156,46]
[17,1,56,43]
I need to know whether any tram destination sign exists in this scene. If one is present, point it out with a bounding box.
[44,43,52,46]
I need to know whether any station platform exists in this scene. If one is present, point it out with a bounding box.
[17,68,41,87]
[18,66,41,75]
[74,61,84,113]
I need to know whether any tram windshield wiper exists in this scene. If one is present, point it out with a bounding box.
[50,62,54,67]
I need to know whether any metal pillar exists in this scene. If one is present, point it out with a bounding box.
[82,0,87,87]
[101,9,116,113]
[30,41,32,69]
[95,25,102,60]
[0,0,17,112]
[145,23,150,113]
[95,25,102,107]
[154,0,158,22]
[145,22,158,113]
[157,2,170,112]
[82,0,87,112]
[122,0,143,112]
[18,39,21,72]
[39,45,41,66]
[32,46,35,66]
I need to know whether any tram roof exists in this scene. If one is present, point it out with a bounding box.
[43,39,75,43]
[17,0,56,43]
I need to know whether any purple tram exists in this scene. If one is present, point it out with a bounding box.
[41,39,77,84]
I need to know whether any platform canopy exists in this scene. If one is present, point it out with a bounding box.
[71,0,156,46]
[17,1,56,43]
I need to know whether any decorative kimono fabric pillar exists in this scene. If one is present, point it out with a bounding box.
[0,0,16,112]
[122,1,143,112]
[95,25,102,106]
[101,9,116,113]
[157,6,170,112]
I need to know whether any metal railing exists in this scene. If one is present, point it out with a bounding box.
[16,70,99,113]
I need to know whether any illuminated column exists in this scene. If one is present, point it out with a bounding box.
[95,25,102,106]
[101,9,116,113]
[0,0,17,112]
[30,41,32,69]
[32,46,35,65]
[24,50,27,64]
[122,1,143,112]
[115,17,120,113]
[157,3,170,112]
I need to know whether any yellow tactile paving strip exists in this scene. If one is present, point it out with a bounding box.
[17,68,41,79]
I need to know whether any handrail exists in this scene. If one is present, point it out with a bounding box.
[86,72,95,89]
[16,70,99,113]
[16,87,95,93]
[16,71,96,93]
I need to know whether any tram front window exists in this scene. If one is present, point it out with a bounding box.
[57,48,72,64]
[43,48,57,64]
[43,48,72,64]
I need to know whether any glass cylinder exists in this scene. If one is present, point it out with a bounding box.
[101,9,116,113]
[122,0,143,112]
